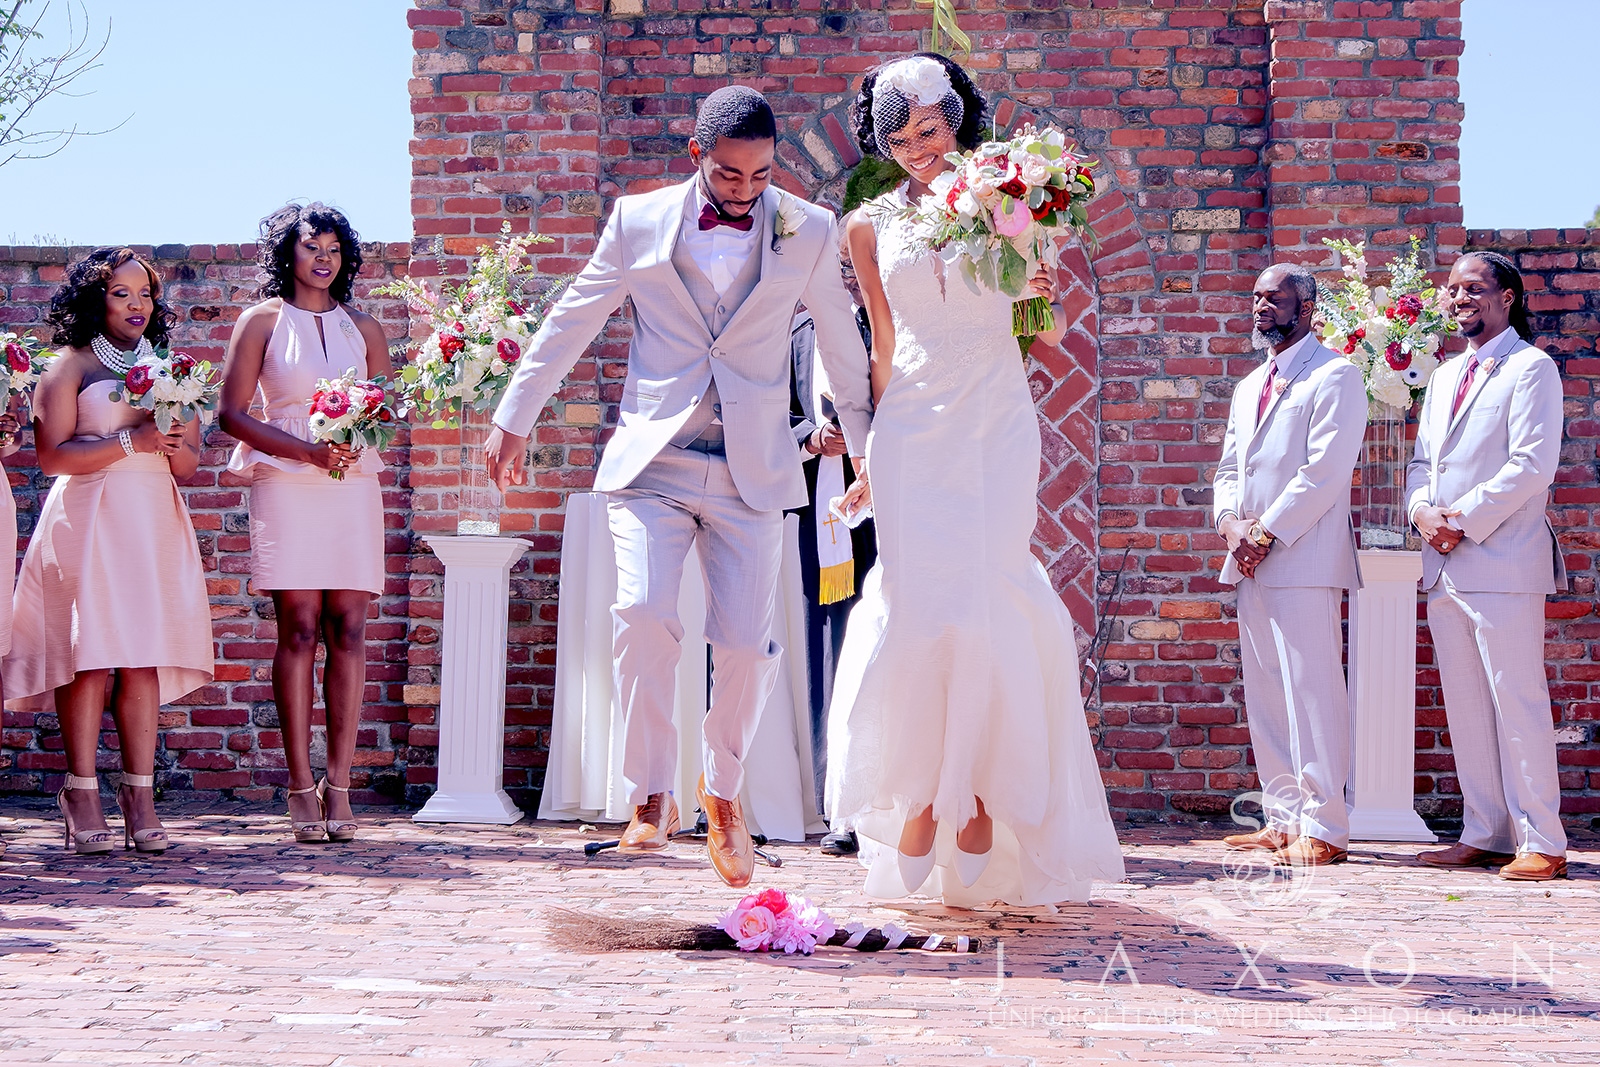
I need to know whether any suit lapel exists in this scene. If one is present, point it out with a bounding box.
[1444,338,1514,440]
[658,179,714,337]
[1248,339,1317,446]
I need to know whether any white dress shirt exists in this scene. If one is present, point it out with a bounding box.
[685,182,761,295]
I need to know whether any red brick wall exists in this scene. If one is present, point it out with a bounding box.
[0,243,419,807]
[4,1,1595,832]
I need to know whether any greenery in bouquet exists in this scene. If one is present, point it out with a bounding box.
[376,224,565,428]
[890,124,1098,347]
[108,346,220,433]
[0,330,50,412]
[1316,235,1456,413]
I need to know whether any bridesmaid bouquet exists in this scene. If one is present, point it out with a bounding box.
[895,124,1098,343]
[1316,235,1456,412]
[306,371,406,480]
[0,330,50,411]
[375,225,564,427]
[111,347,221,433]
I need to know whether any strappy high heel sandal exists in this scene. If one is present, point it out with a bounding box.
[288,784,328,843]
[116,773,170,854]
[58,773,116,854]
[318,779,358,843]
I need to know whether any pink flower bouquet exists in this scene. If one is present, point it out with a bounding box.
[717,888,836,955]
[306,370,407,480]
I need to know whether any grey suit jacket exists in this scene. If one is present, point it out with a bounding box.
[492,179,871,513]
[1405,332,1566,593]
[1213,338,1367,589]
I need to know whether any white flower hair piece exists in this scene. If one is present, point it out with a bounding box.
[878,56,954,106]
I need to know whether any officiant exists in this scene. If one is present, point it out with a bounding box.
[789,222,876,856]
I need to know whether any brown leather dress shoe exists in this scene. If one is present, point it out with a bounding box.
[1273,836,1348,867]
[1498,852,1568,881]
[1223,827,1295,851]
[1416,842,1515,869]
[618,793,679,852]
[696,775,754,888]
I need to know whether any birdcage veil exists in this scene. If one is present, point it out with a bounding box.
[870,56,966,157]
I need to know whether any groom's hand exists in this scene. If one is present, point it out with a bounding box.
[485,424,530,490]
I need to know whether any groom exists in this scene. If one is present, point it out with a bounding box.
[486,86,872,887]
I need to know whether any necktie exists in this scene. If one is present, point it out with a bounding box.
[698,203,754,232]
[1450,352,1481,419]
[1256,357,1277,422]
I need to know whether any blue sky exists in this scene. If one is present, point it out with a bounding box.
[0,1,1592,244]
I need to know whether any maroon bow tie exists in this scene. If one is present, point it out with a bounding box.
[698,203,754,232]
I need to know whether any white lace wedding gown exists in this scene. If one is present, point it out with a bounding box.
[825,185,1125,907]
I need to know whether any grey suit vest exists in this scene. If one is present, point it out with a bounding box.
[667,211,765,447]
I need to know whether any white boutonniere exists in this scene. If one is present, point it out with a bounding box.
[1478,357,1495,375]
[1272,378,1288,396]
[773,191,805,250]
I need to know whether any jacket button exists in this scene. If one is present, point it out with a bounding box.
[1245,467,1254,476]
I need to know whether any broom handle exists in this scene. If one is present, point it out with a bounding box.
[822,925,980,953]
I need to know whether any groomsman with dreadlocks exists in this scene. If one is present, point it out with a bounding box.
[1408,251,1568,882]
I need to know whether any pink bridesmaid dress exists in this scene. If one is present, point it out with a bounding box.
[5,381,214,708]
[227,302,384,596]
[0,466,15,660]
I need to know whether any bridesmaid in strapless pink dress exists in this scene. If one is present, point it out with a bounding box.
[6,248,213,854]
[220,203,393,844]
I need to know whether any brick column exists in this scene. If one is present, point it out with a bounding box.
[1264,0,1463,269]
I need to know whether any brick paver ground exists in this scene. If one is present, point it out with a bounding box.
[0,803,1594,1065]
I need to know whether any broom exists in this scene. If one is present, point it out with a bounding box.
[545,907,981,954]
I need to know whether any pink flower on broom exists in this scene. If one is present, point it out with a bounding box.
[720,901,780,951]
[717,889,834,954]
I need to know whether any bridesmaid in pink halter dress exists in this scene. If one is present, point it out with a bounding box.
[5,248,213,854]
[0,399,20,860]
[220,203,391,844]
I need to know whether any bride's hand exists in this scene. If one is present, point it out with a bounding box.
[835,474,872,521]
[1026,265,1059,303]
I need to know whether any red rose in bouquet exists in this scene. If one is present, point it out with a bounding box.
[124,364,155,397]
[5,343,28,373]
[496,337,521,361]
[1384,341,1410,371]
[316,390,350,418]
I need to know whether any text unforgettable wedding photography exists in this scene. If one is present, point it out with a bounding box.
[0,1,1597,1064]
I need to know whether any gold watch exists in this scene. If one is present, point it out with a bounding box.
[1248,521,1274,546]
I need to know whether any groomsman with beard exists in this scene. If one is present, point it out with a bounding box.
[1213,263,1367,867]
[1408,252,1568,881]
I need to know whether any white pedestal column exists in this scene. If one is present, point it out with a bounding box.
[413,535,533,825]
[1347,548,1437,842]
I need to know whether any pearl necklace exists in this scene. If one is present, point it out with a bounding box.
[91,334,153,374]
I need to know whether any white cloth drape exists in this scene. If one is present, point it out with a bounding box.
[539,492,824,841]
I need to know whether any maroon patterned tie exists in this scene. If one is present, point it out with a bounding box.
[1256,358,1277,422]
[1450,352,1481,419]
[698,203,754,232]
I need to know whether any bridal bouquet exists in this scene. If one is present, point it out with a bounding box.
[306,371,406,479]
[0,330,49,410]
[375,225,563,427]
[896,124,1098,343]
[110,347,220,433]
[1317,235,1456,412]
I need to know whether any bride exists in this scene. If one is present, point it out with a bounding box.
[825,53,1125,907]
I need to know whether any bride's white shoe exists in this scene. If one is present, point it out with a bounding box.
[954,844,991,888]
[896,847,936,894]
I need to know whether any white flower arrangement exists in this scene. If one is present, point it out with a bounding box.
[375,223,565,427]
[111,347,220,433]
[1316,235,1455,413]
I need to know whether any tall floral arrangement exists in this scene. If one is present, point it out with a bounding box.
[376,225,565,427]
[1316,236,1456,412]
[895,124,1098,344]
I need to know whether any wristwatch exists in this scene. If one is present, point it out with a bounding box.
[1247,521,1275,546]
